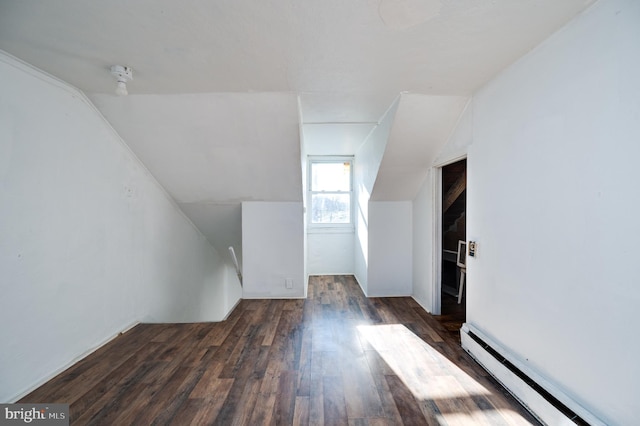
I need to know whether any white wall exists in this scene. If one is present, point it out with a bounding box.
[367,201,413,296]
[299,102,309,295]
[357,94,461,298]
[433,101,473,166]
[371,94,468,201]
[90,92,303,266]
[307,231,354,275]
[411,168,435,311]
[413,102,473,312]
[241,201,305,298]
[464,1,639,424]
[0,52,240,402]
[354,99,400,293]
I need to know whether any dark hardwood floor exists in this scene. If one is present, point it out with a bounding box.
[21,275,539,425]
[439,292,466,344]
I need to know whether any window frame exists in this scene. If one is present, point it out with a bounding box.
[307,156,354,230]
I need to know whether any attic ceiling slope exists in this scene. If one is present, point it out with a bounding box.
[370,94,468,201]
[90,92,302,258]
[90,92,302,204]
[300,91,399,155]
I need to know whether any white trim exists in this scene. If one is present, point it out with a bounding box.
[353,273,368,296]
[434,153,468,169]
[461,324,606,426]
[8,321,140,403]
[431,154,468,315]
[411,296,432,315]
[242,295,306,300]
[306,227,355,234]
[222,298,242,321]
[0,49,79,96]
[307,156,355,230]
[308,273,355,277]
[431,167,442,315]
[303,121,379,125]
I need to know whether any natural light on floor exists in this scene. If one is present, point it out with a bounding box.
[357,324,533,425]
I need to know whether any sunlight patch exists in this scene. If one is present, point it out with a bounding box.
[357,324,490,401]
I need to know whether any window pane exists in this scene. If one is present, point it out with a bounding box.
[311,193,350,223]
[311,162,350,191]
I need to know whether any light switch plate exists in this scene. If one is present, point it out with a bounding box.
[468,241,477,257]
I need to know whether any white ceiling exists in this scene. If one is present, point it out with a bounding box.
[0,0,594,96]
[0,0,596,256]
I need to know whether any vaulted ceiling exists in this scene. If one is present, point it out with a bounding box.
[0,0,595,257]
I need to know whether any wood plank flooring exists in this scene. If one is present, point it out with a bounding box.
[439,291,467,344]
[20,275,539,425]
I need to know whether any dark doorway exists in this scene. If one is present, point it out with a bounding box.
[440,159,466,329]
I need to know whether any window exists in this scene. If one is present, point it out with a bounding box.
[308,158,353,227]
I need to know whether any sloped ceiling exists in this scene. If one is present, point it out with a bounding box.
[91,93,301,204]
[90,92,301,259]
[371,94,469,200]
[300,92,398,156]
[0,0,596,256]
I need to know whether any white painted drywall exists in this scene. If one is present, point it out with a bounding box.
[367,201,413,296]
[411,168,435,312]
[464,1,640,423]
[307,231,355,275]
[0,52,241,402]
[412,102,474,312]
[353,99,400,293]
[357,94,466,297]
[90,92,302,263]
[433,100,473,166]
[241,202,304,298]
[0,1,595,97]
[300,100,309,296]
[371,94,468,201]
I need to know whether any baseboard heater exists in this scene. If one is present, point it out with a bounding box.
[460,324,604,426]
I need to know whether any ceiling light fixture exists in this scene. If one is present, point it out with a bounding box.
[110,65,133,96]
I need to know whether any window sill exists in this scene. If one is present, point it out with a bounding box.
[307,226,355,234]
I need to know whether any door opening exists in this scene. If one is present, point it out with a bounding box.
[440,159,467,324]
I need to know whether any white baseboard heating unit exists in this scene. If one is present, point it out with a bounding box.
[460,324,604,426]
